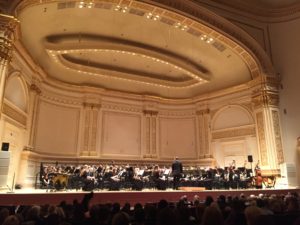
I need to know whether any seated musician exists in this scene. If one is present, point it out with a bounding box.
[81,165,95,191]
[152,165,160,189]
[111,166,125,182]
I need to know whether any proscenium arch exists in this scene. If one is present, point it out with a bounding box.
[4,71,29,113]
[211,105,254,131]
[14,0,274,80]
[139,0,275,76]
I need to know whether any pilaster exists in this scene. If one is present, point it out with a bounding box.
[81,102,101,157]
[196,109,211,159]
[143,109,158,159]
[27,83,41,148]
[252,76,284,172]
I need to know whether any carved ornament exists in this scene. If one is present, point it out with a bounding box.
[0,14,19,62]
[212,126,256,139]
[271,110,284,164]
[256,112,268,166]
[15,0,267,77]
[2,102,27,126]
[29,84,41,94]
[82,102,102,109]
[143,109,158,116]
[252,91,279,108]
[196,108,210,115]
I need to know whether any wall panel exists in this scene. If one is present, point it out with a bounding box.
[159,117,197,159]
[101,111,141,157]
[35,101,80,155]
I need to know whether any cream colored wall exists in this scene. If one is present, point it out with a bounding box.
[159,117,197,159]
[101,111,141,158]
[268,19,300,185]
[3,2,296,187]
[35,100,81,156]
[0,73,29,187]
[211,105,258,168]
[203,4,300,185]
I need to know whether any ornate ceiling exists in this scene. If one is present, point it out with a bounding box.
[8,0,292,98]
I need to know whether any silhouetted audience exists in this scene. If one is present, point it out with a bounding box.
[0,191,300,225]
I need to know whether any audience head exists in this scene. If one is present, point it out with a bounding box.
[201,205,224,225]
[112,212,130,225]
[244,206,262,225]
[2,215,20,225]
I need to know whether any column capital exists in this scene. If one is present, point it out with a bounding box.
[252,90,279,109]
[143,109,158,116]
[30,84,42,95]
[82,102,101,109]
[196,108,210,115]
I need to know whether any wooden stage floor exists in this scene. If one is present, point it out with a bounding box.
[0,187,299,206]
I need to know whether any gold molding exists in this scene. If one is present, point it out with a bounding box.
[14,0,265,78]
[272,110,284,164]
[82,102,102,109]
[212,126,255,139]
[143,109,158,116]
[29,83,41,94]
[252,91,279,108]
[0,14,19,62]
[256,112,268,166]
[196,108,210,115]
[204,0,300,20]
[2,101,27,126]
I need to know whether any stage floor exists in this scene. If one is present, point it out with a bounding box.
[0,186,299,206]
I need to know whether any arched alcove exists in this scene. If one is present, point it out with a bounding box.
[212,105,254,131]
[211,105,257,168]
[4,74,28,113]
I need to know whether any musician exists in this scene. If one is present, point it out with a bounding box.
[81,165,95,191]
[152,165,160,189]
[172,156,183,190]
[255,160,260,171]
[231,160,236,169]
[255,169,263,189]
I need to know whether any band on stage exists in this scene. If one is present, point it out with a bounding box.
[38,159,275,191]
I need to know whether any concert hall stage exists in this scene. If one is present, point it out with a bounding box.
[0,187,299,206]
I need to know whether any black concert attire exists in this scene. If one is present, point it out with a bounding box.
[172,158,183,190]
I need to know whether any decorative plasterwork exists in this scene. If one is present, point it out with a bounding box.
[256,112,268,166]
[271,110,284,164]
[212,126,256,140]
[102,102,142,113]
[29,83,41,94]
[140,0,272,74]
[252,91,279,109]
[2,101,27,126]
[158,110,195,117]
[143,109,158,158]
[196,108,210,115]
[0,14,19,63]
[40,93,82,106]
[251,76,280,109]
[81,107,99,156]
[204,0,300,20]
[46,41,208,89]
[143,109,158,116]
[15,0,263,79]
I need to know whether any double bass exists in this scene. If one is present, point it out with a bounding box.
[254,161,262,189]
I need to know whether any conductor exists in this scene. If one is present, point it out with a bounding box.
[172,156,183,190]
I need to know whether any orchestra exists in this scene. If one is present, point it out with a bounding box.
[39,161,261,191]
